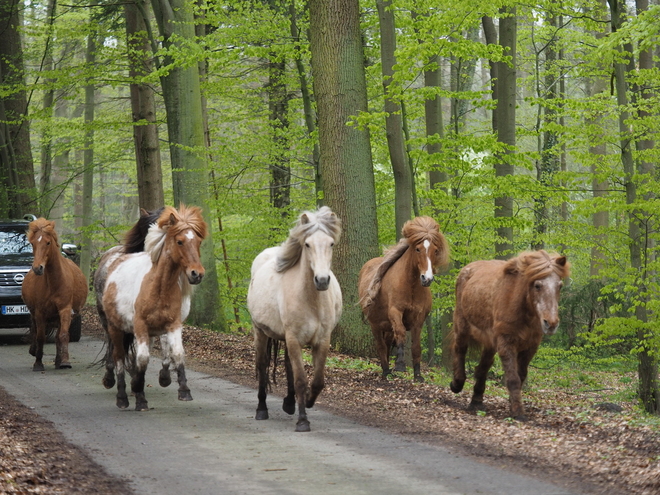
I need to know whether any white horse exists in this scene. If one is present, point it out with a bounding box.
[247,206,342,432]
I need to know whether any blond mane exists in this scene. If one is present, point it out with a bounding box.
[27,218,59,248]
[504,250,570,282]
[275,206,342,273]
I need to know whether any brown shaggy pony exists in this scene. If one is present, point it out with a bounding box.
[358,216,449,382]
[450,250,570,420]
[22,218,88,371]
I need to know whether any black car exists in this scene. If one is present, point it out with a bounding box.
[0,216,82,341]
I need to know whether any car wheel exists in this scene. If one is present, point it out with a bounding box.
[69,314,82,342]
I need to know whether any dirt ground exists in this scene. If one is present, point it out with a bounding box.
[1,306,659,494]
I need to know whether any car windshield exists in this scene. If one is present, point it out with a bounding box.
[0,230,32,254]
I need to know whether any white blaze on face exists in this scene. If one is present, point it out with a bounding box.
[185,230,194,241]
[535,274,562,334]
[422,240,433,281]
[38,235,42,243]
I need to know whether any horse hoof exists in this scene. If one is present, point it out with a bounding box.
[449,381,464,394]
[159,369,172,387]
[467,402,485,413]
[57,362,72,369]
[135,402,149,411]
[295,419,311,432]
[116,398,129,409]
[393,364,406,373]
[282,398,296,415]
[102,377,115,389]
[414,375,425,383]
[32,362,45,372]
[178,390,193,401]
[255,409,269,420]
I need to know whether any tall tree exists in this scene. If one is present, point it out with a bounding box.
[376,0,412,238]
[309,0,380,356]
[0,0,36,217]
[608,0,658,414]
[151,0,226,329]
[126,0,164,211]
[493,6,516,259]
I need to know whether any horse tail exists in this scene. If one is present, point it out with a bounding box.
[256,337,280,392]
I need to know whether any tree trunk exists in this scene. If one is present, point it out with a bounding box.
[609,0,659,414]
[0,0,36,217]
[494,8,516,259]
[377,0,412,238]
[151,0,225,329]
[79,31,97,282]
[309,0,380,356]
[126,0,164,211]
[267,57,291,213]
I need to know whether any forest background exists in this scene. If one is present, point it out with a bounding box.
[1,0,659,414]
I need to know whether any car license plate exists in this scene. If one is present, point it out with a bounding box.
[1,305,30,315]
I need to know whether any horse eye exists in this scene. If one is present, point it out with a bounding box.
[330,242,334,247]
[534,282,542,290]
[177,240,183,245]
[416,247,420,252]
[305,243,310,248]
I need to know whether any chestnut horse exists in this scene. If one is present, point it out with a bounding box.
[358,216,449,382]
[247,207,342,432]
[96,205,206,411]
[450,250,570,420]
[21,218,88,371]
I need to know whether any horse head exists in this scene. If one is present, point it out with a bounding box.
[509,251,570,335]
[27,218,59,276]
[401,216,449,288]
[299,208,341,291]
[155,205,208,285]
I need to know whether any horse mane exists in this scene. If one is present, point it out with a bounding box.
[275,206,342,273]
[27,218,59,248]
[360,216,448,312]
[123,207,164,254]
[144,204,208,263]
[504,250,570,282]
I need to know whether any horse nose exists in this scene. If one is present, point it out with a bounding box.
[420,274,433,287]
[543,318,559,335]
[188,270,204,285]
[314,275,330,291]
[32,265,44,276]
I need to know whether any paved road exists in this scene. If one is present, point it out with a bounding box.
[0,334,581,495]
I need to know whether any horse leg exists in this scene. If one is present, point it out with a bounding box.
[468,348,495,412]
[31,316,47,372]
[102,338,116,389]
[388,309,407,373]
[285,335,310,432]
[109,328,129,408]
[450,316,469,393]
[410,323,424,383]
[163,327,192,401]
[517,347,537,388]
[158,334,172,388]
[497,338,525,421]
[54,308,73,369]
[282,344,296,415]
[371,325,391,379]
[130,335,151,411]
[254,329,270,420]
[307,340,330,409]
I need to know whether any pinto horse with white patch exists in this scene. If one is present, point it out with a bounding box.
[97,205,206,411]
[358,216,449,382]
[21,218,88,371]
[450,250,570,420]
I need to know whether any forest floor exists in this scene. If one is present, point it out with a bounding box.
[1,306,659,494]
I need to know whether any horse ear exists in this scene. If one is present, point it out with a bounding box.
[169,213,177,226]
[140,208,149,217]
[300,213,310,225]
[555,256,567,267]
[503,257,519,275]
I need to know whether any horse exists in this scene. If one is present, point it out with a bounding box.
[450,250,570,421]
[358,216,449,382]
[247,206,342,432]
[21,218,88,371]
[96,205,207,411]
